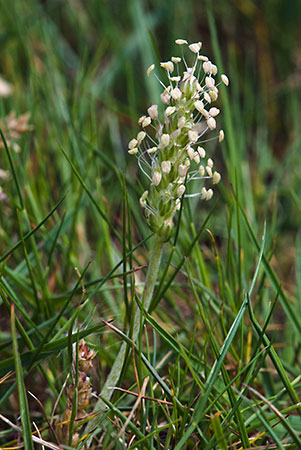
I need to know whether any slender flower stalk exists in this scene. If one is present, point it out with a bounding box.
[86,39,229,441]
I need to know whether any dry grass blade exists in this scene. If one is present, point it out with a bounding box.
[0,414,60,450]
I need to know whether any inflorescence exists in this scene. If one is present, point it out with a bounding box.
[128,39,229,241]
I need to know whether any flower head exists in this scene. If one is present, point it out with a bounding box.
[128,39,229,241]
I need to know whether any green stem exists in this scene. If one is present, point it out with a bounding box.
[86,234,164,440]
[133,233,164,339]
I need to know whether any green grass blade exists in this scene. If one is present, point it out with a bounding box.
[0,192,67,263]
[237,193,301,336]
[11,303,34,450]
[58,143,121,242]
[0,127,24,210]
[248,296,301,413]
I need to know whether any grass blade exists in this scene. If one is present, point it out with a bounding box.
[11,303,34,449]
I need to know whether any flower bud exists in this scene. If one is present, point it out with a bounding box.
[161,160,171,173]
[152,171,162,186]
[165,106,176,116]
[139,190,148,207]
[178,164,188,177]
[160,133,170,148]
[177,184,186,197]
[178,117,186,128]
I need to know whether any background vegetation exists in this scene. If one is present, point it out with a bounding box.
[0,0,300,448]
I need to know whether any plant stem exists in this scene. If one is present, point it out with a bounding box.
[86,234,164,439]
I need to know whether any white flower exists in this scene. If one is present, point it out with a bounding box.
[203,61,212,74]
[160,61,174,72]
[205,76,215,89]
[199,165,205,176]
[209,89,218,101]
[147,146,157,154]
[189,42,202,53]
[188,130,198,143]
[175,39,188,45]
[171,87,182,100]
[187,146,195,159]
[211,65,218,75]
[137,131,146,143]
[128,148,138,155]
[142,116,152,127]
[207,158,214,168]
[204,92,212,104]
[171,57,181,63]
[206,189,213,200]
[219,130,225,142]
[201,187,213,201]
[148,105,158,119]
[197,146,206,158]
[138,115,146,125]
[206,166,213,177]
[147,64,155,76]
[221,74,229,86]
[194,100,204,112]
[193,152,200,164]
[213,171,221,184]
[161,91,171,104]
[201,187,208,200]
[209,107,220,117]
[207,117,216,130]
[128,138,138,150]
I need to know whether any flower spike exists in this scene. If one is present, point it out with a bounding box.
[128,39,229,241]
